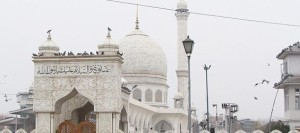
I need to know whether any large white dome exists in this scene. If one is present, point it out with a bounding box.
[119,29,167,77]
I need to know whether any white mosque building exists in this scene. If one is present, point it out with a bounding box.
[0,0,198,133]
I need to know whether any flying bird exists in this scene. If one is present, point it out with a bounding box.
[262,79,270,84]
[108,27,112,31]
[254,83,260,87]
[268,63,271,66]
[3,75,8,78]
[254,96,258,100]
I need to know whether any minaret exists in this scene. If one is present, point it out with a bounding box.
[175,0,190,110]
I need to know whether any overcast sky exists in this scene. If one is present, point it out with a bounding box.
[0,0,299,121]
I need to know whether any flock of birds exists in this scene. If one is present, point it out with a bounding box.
[33,50,123,57]
[33,28,123,57]
[252,63,272,101]
[254,79,270,87]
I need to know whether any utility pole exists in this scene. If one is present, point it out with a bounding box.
[204,64,211,131]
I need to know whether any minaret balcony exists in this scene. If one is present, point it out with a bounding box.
[274,75,300,88]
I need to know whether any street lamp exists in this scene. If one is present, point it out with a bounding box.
[213,104,218,130]
[182,36,194,133]
[204,64,211,131]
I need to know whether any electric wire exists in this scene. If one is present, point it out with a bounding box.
[0,93,16,95]
[106,0,300,28]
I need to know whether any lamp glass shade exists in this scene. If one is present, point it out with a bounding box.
[182,36,194,55]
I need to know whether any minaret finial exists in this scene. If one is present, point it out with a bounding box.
[107,27,112,38]
[47,29,52,40]
[135,1,139,30]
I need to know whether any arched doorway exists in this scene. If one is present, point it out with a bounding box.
[55,89,96,133]
[154,120,172,133]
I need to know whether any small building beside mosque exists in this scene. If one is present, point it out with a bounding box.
[275,41,300,131]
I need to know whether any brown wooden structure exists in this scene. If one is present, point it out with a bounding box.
[57,120,95,133]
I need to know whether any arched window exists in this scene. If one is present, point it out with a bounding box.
[154,120,172,133]
[155,90,162,102]
[133,89,142,101]
[145,89,153,102]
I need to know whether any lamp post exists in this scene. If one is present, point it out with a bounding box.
[213,104,218,130]
[182,36,194,133]
[204,64,211,131]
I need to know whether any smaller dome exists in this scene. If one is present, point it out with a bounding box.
[174,92,183,99]
[98,34,117,47]
[38,35,59,54]
[177,0,187,9]
[98,33,120,56]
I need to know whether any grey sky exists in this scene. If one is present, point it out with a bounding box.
[0,0,299,121]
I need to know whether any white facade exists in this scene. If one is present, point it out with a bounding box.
[275,42,300,130]
[27,0,197,133]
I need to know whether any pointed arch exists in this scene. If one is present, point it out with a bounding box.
[71,101,94,123]
[119,106,128,132]
[54,88,94,113]
[120,106,128,122]
[154,120,172,133]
